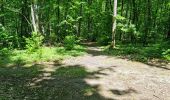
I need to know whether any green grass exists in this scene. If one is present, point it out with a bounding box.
[162,49,170,60]
[104,43,170,62]
[54,66,88,78]
[0,45,86,66]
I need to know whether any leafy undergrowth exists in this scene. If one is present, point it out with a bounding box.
[0,45,86,66]
[0,64,104,100]
[104,43,170,63]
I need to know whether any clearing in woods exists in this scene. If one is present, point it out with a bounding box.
[0,43,170,100]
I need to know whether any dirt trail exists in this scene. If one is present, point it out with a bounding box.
[63,43,170,100]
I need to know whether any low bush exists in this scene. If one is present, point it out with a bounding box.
[163,49,170,60]
[64,35,76,50]
[0,48,11,56]
[25,32,44,53]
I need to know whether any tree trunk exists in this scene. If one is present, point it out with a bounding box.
[121,0,124,16]
[87,0,92,37]
[109,0,113,12]
[78,0,83,37]
[167,30,170,39]
[56,0,60,40]
[143,0,152,45]
[64,1,69,36]
[119,0,124,41]
[125,0,129,19]
[31,1,39,33]
[21,0,30,37]
[112,0,117,48]
[0,0,5,26]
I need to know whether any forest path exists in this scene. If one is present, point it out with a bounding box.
[62,42,170,100]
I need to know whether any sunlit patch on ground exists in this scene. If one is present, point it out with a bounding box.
[0,44,170,100]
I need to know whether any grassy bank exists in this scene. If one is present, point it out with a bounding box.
[0,45,86,66]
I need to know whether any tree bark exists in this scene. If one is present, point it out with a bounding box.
[56,0,60,36]
[143,0,152,45]
[31,1,39,33]
[21,0,30,37]
[0,0,5,26]
[78,0,83,37]
[121,0,124,16]
[87,0,92,36]
[112,0,117,48]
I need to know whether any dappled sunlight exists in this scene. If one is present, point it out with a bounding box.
[28,64,57,87]
[0,63,109,100]
[0,51,170,99]
[0,43,170,99]
[62,43,170,99]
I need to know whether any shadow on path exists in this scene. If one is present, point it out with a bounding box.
[0,62,119,100]
[1,42,169,100]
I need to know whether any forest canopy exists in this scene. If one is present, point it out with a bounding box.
[0,0,170,62]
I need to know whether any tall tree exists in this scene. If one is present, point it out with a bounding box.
[21,0,30,37]
[112,0,117,48]
[78,0,83,37]
[0,0,5,26]
[31,0,39,33]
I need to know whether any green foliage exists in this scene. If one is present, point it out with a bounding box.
[0,0,169,65]
[116,15,126,20]
[97,35,110,45]
[0,45,86,66]
[0,24,13,48]
[104,43,169,62]
[1,0,170,48]
[117,22,139,43]
[117,21,138,35]
[0,48,11,56]
[25,32,44,53]
[64,35,76,50]
[163,49,170,60]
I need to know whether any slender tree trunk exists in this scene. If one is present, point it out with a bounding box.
[64,1,69,36]
[112,0,117,48]
[38,0,45,35]
[131,0,137,43]
[109,0,113,12]
[21,0,30,37]
[0,0,6,47]
[31,5,37,32]
[167,16,170,39]
[132,0,137,24]
[119,0,124,41]
[167,29,170,39]
[129,0,133,24]
[56,0,60,39]
[31,1,39,33]
[87,0,92,37]
[121,0,124,16]
[53,0,61,42]
[125,0,129,18]
[143,0,152,45]
[0,0,5,26]
[78,0,83,37]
